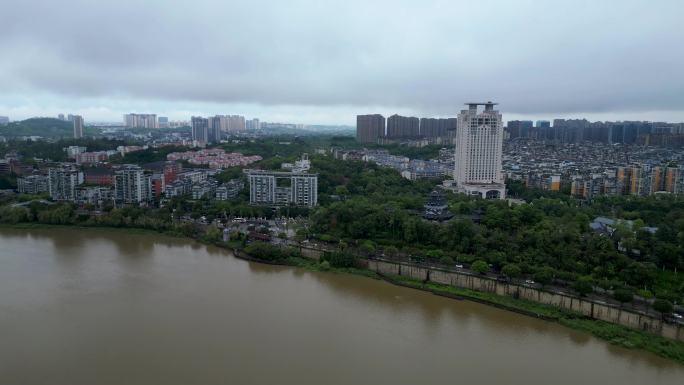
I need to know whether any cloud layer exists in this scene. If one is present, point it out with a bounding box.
[1,0,683,122]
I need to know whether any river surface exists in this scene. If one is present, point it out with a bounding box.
[0,228,682,385]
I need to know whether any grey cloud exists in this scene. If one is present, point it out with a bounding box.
[1,0,683,118]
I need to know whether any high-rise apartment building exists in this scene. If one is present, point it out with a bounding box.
[453,102,505,199]
[48,167,83,201]
[419,118,457,138]
[650,166,682,194]
[616,166,644,195]
[506,120,533,139]
[386,114,419,138]
[191,116,209,143]
[245,170,318,207]
[227,115,246,132]
[201,115,247,133]
[73,115,84,139]
[356,114,385,143]
[58,113,65,121]
[207,116,223,143]
[114,165,152,204]
[246,118,261,130]
[0,116,9,125]
[123,113,158,129]
[158,116,169,128]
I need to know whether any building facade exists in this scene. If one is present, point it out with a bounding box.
[48,167,83,201]
[215,179,245,200]
[191,116,209,144]
[386,114,419,138]
[17,174,49,194]
[356,114,385,143]
[73,115,84,139]
[114,166,152,204]
[245,170,318,207]
[123,113,158,129]
[454,102,505,199]
[246,118,261,130]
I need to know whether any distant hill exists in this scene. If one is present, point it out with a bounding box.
[0,117,99,138]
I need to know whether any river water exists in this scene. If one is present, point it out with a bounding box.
[0,228,682,385]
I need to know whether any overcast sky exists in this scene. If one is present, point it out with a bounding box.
[1,0,683,124]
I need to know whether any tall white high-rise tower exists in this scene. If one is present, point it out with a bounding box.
[453,102,505,199]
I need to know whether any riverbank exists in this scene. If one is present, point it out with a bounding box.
[224,245,684,364]
[2,223,684,364]
[376,272,684,363]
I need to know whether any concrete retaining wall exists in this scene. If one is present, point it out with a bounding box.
[298,246,323,260]
[367,259,684,342]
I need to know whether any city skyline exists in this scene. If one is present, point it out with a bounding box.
[2,0,684,124]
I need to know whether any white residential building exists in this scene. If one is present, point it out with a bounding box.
[123,113,158,129]
[114,165,152,204]
[48,167,83,201]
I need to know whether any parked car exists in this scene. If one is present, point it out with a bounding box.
[673,313,683,320]
[454,264,463,269]
[525,279,536,285]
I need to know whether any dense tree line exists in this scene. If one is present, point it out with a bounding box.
[308,157,684,304]
[0,118,102,138]
[0,138,127,162]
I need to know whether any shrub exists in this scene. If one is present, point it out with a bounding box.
[319,260,331,271]
[360,240,376,254]
[323,251,357,268]
[244,242,288,261]
[572,276,594,297]
[384,246,398,257]
[653,299,674,314]
[439,256,455,265]
[613,288,634,304]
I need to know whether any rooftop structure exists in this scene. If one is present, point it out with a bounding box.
[423,190,454,221]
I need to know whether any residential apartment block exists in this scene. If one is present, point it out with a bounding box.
[114,166,152,204]
[245,170,318,207]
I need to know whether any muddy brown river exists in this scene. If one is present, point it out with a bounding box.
[0,228,682,385]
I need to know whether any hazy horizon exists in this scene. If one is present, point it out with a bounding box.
[2,0,683,125]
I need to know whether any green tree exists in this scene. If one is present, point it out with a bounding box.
[439,256,455,265]
[613,288,634,304]
[572,276,594,296]
[0,206,29,224]
[244,242,289,261]
[384,246,398,257]
[360,240,376,254]
[202,226,222,243]
[533,267,555,286]
[471,260,489,275]
[501,264,522,279]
